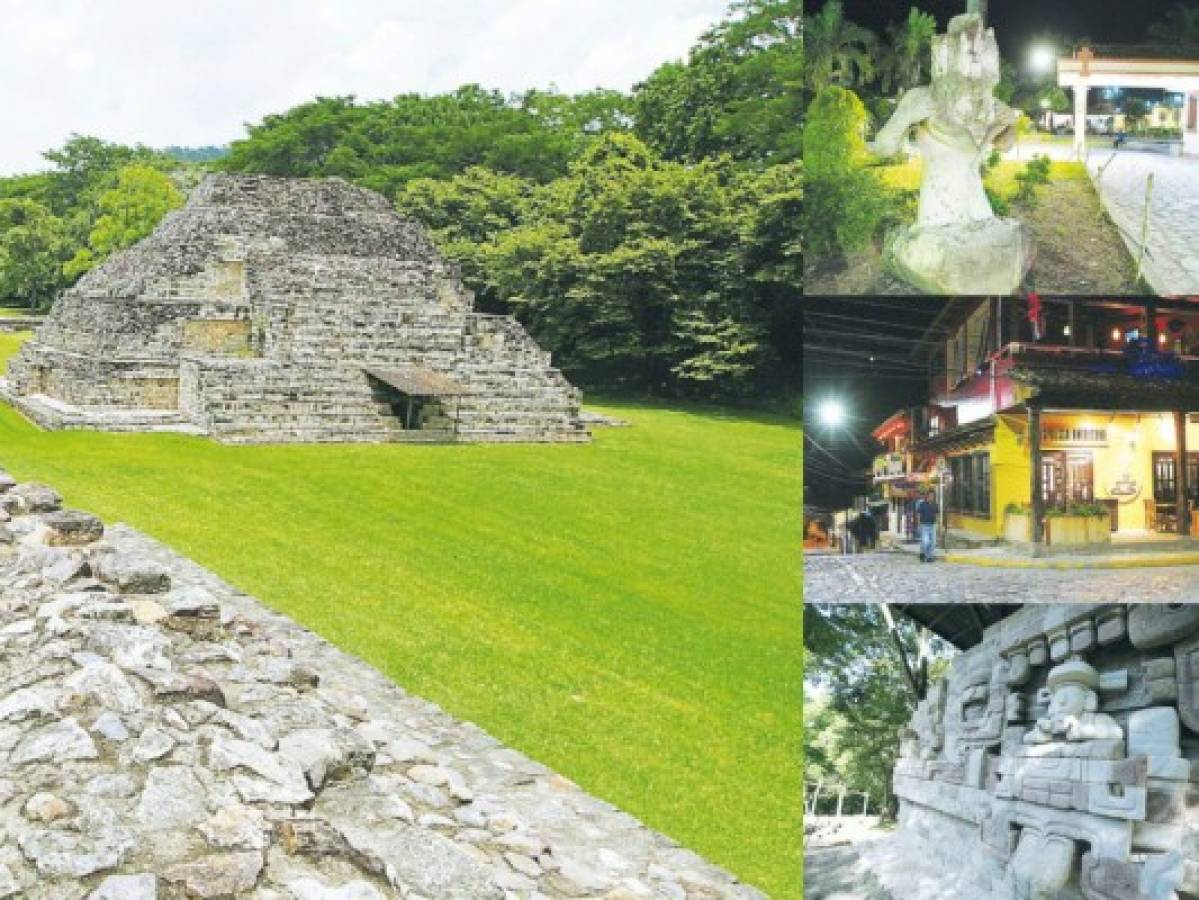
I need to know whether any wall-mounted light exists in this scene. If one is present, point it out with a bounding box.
[1063,324,1072,336]
[1112,328,1121,341]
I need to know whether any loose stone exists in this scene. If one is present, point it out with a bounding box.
[41,510,104,546]
[88,873,158,900]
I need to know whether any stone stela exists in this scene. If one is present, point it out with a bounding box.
[0,175,590,445]
[873,10,1034,294]
[891,603,1199,899]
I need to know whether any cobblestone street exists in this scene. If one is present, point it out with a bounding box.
[803,551,1199,604]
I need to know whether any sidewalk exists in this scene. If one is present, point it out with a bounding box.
[941,545,1199,570]
[889,535,1199,569]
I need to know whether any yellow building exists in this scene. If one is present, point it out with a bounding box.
[906,298,1199,548]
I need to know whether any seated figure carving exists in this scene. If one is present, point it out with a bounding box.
[1023,658,1122,745]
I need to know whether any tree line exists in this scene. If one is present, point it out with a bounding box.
[0,0,798,402]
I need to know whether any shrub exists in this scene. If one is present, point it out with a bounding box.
[1004,502,1030,515]
[804,86,870,179]
[1045,503,1107,518]
[803,169,897,261]
[985,184,1010,217]
[1013,154,1052,207]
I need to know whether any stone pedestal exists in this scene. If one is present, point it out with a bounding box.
[886,218,1034,295]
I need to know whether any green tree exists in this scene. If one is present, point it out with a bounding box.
[879,7,938,97]
[222,87,632,194]
[1124,97,1151,133]
[633,0,801,165]
[64,165,184,279]
[40,134,170,219]
[804,0,877,94]
[0,199,69,310]
[447,134,778,395]
[397,167,537,312]
[804,605,951,813]
[1148,3,1199,46]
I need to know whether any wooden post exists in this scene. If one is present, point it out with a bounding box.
[1030,406,1045,546]
[1074,82,1088,160]
[1068,300,1078,347]
[810,780,823,816]
[862,793,869,815]
[836,786,845,818]
[1177,410,1189,535]
[1148,301,1159,349]
[1136,173,1155,285]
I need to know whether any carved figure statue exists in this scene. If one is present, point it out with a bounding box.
[1023,658,1122,745]
[873,12,1033,294]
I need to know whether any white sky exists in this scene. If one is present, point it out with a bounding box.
[0,0,730,175]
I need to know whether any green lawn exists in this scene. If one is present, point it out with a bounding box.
[0,331,801,896]
[875,158,1088,201]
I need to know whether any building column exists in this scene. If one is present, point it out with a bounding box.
[1148,301,1159,348]
[1030,406,1045,545]
[1074,83,1089,160]
[1177,410,1190,536]
[1186,92,1199,157]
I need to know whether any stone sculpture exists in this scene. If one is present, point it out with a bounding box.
[873,11,1033,294]
[888,604,1199,899]
[1,175,588,444]
[1022,658,1123,745]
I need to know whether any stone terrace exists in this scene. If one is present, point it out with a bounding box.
[0,474,760,899]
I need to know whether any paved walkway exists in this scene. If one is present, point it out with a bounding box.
[804,845,893,900]
[803,550,1199,604]
[1083,150,1199,294]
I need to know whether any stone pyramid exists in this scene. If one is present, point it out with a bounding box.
[4,174,589,443]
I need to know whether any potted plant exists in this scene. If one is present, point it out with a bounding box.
[1045,503,1111,547]
[1004,502,1032,543]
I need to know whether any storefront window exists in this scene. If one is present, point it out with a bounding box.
[948,451,990,517]
[1153,452,1199,503]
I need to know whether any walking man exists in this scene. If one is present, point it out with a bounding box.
[916,490,939,562]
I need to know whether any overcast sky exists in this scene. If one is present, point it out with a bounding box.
[0,0,729,176]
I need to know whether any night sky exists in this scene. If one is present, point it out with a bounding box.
[803,297,961,510]
[814,0,1189,61]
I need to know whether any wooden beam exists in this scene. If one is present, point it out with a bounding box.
[1178,409,1189,536]
[1030,406,1045,545]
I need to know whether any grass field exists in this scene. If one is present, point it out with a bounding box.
[0,332,801,896]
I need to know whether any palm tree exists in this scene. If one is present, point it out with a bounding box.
[804,1,878,94]
[1148,3,1199,48]
[879,7,938,98]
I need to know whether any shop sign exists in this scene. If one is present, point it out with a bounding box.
[1043,426,1108,447]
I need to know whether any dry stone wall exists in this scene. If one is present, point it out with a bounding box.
[886,604,1199,899]
[0,472,759,899]
[3,176,587,444]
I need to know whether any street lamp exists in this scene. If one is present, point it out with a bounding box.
[818,399,847,430]
[1029,45,1056,73]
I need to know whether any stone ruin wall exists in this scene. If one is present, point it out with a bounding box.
[890,603,1199,899]
[4,176,587,444]
[0,470,761,898]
